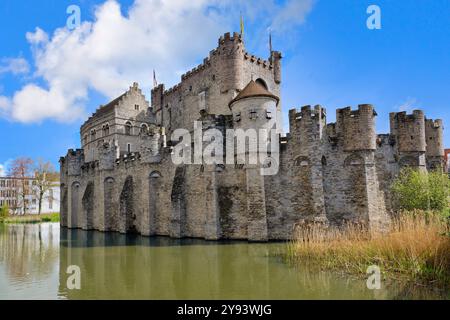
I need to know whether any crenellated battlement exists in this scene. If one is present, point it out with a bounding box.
[336,104,377,151]
[425,118,444,158]
[289,105,325,120]
[243,52,271,69]
[288,105,326,148]
[66,149,84,176]
[151,83,165,111]
[180,57,212,82]
[289,105,325,126]
[218,31,242,46]
[390,110,426,153]
[157,32,280,104]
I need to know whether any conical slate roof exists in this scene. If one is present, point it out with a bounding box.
[229,80,279,107]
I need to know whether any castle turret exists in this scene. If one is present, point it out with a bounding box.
[425,118,445,170]
[229,80,279,241]
[288,105,326,148]
[288,105,328,223]
[336,105,388,233]
[337,104,377,151]
[140,124,162,163]
[98,140,117,171]
[390,110,426,168]
[151,84,165,125]
[270,51,282,84]
[218,32,244,93]
[229,79,279,132]
[66,149,84,177]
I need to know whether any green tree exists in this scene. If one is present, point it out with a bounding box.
[392,168,450,212]
[0,204,9,222]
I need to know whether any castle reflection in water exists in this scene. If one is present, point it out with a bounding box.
[0,223,445,300]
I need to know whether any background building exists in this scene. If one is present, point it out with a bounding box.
[445,149,450,173]
[0,177,60,215]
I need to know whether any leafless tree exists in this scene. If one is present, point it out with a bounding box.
[33,159,59,215]
[8,157,34,215]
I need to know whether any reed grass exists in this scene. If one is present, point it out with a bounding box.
[287,211,450,289]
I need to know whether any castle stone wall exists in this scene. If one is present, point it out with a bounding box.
[59,33,444,241]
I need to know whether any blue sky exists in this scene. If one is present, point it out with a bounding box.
[0,0,449,173]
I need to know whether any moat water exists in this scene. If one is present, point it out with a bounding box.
[0,223,447,300]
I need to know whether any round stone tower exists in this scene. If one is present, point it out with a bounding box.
[228,80,279,242]
[229,79,279,134]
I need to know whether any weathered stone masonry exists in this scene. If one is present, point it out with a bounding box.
[60,32,445,241]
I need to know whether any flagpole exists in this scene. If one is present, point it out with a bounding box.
[153,69,158,88]
[269,32,273,54]
[240,12,244,41]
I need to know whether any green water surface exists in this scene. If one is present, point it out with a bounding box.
[0,223,446,300]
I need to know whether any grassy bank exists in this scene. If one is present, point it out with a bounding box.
[287,211,450,289]
[2,213,60,224]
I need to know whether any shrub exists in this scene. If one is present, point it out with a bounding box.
[0,205,9,222]
[391,168,450,213]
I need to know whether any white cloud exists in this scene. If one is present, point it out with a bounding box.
[26,27,49,44]
[397,97,419,113]
[1,0,315,124]
[0,160,11,177]
[270,0,315,33]
[0,57,30,75]
[0,96,9,109]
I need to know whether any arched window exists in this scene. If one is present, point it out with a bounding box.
[149,171,162,179]
[125,121,132,135]
[91,129,96,141]
[294,156,310,167]
[103,123,110,136]
[140,124,148,134]
[344,154,364,167]
[255,78,268,90]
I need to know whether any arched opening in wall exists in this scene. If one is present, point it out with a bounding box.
[149,171,162,179]
[61,184,68,227]
[291,156,313,217]
[399,156,419,168]
[149,171,162,235]
[294,156,310,167]
[140,123,149,135]
[321,156,327,166]
[344,154,364,167]
[255,78,268,90]
[82,182,95,230]
[428,161,442,171]
[171,166,187,237]
[104,177,115,231]
[120,176,137,233]
[125,121,132,135]
[103,123,110,136]
[70,182,80,228]
[91,129,96,141]
[343,153,367,226]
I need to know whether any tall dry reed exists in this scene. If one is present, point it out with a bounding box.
[288,211,450,288]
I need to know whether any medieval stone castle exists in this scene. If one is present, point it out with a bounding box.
[59,32,445,241]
